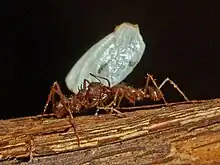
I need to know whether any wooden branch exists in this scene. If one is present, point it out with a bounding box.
[1,99,220,164]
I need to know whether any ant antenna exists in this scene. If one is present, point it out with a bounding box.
[89,73,111,87]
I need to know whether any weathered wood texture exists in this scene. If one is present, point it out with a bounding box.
[1,99,220,165]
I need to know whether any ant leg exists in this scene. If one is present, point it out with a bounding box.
[43,89,54,114]
[57,97,80,146]
[112,89,120,107]
[43,82,80,146]
[94,98,110,116]
[108,88,122,110]
[99,89,119,109]
[43,81,64,113]
[94,100,107,116]
[146,74,167,104]
[113,89,136,108]
[93,101,101,116]
[43,82,72,117]
[119,94,136,108]
[159,77,189,101]
[43,84,55,113]
[97,106,124,117]
[97,90,121,114]
[112,89,134,108]
[54,87,80,146]
[67,111,80,147]
[116,93,125,108]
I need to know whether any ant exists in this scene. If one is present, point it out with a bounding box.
[96,73,189,113]
[43,73,189,146]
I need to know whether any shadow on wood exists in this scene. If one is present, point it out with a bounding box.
[0,99,220,164]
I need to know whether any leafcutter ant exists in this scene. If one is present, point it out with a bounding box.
[43,73,189,146]
[96,73,189,113]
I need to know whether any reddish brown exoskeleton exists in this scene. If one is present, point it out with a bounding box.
[43,74,114,146]
[97,73,189,112]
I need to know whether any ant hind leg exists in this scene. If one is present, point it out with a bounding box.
[159,77,189,101]
[146,74,167,104]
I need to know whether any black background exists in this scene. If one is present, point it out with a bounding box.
[1,1,220,119]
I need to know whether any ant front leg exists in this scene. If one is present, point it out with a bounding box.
[159,77,189,101]
[43,81,80,146]
[43,81,74,119]
[43,81,65,114]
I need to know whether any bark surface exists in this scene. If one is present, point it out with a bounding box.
[0,99,220,165]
